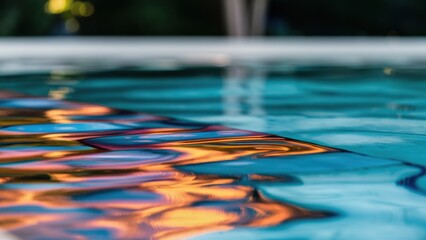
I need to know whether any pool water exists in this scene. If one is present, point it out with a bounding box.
[0,63,425,239]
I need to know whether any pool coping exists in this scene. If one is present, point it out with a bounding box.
[1,37,426,64]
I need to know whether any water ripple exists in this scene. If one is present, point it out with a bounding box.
[0,91,335,239]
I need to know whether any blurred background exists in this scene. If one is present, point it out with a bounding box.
[1,0,426,37]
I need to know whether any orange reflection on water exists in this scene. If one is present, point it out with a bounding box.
[45,104,113,123]
[0,94,334,239]
[153,207,236,240]
[149,135,332,167]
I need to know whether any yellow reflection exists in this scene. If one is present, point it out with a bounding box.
[48,87,73,100]
[43,151,73,158]
[155,208,236,238]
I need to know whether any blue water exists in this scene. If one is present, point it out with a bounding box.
[3,65,425,164]
[0,63,425,239]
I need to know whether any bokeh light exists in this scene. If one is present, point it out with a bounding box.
[45,0,94,33]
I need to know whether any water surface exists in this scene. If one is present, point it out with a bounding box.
[0,62,425,239]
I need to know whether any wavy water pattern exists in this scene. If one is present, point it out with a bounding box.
[0,91,342,239]
[0,65,425,239]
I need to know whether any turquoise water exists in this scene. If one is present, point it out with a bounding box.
[0,63,425,239]
[3,65,425,165]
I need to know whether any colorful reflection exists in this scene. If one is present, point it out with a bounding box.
[0,91,336,239]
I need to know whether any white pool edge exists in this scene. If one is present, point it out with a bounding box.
[0,37,426,62]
